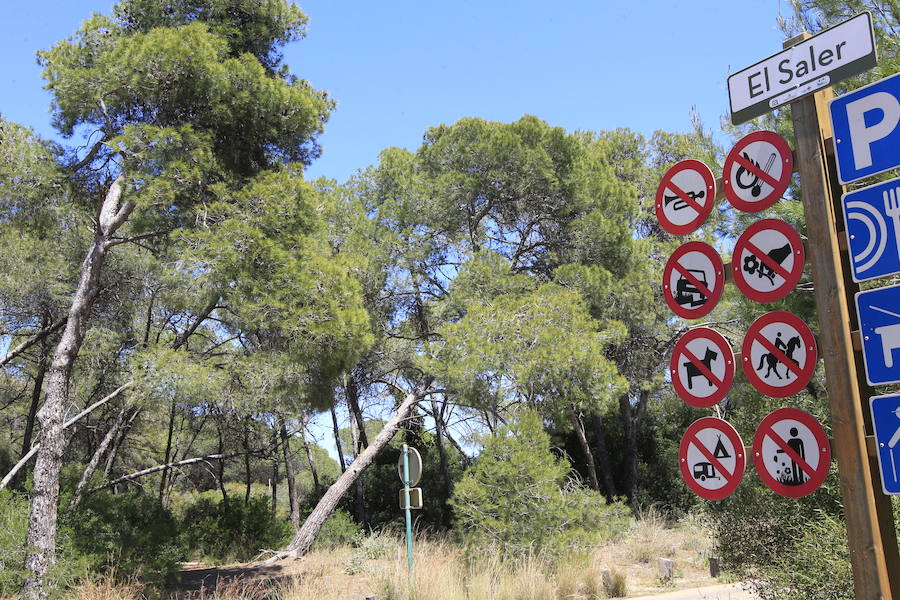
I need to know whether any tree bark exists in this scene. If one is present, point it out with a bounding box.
[16,345,49,489]
[158,400,177,506]
[22,174,132,600]
[298,418,320,497]
[1,381,133,492]
[330,404,346,473]
[569,406,600,491]
[349,412,366,525]
[70,403,130,510]
[255,378,431,565]
[104,407,140,481]
[431,395,453,500]
[0,316,67,369]
[279,417,300,531]
[618,390,649,503]
[591,412,618,501]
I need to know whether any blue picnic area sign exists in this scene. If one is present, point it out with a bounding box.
[856,283,900,386]
[842,176,900,281]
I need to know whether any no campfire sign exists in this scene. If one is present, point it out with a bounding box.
[742,311,818,398]
[722,131,793,213]
[670,327,735,408]
[662,241,725,319]
[753,408,831,498]
[679,417,745,501]
[732,219,805,303]
[655,160,717,235]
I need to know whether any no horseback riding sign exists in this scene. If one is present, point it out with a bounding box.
[741,311,818,398]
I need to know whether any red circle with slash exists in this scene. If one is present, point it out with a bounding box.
[663,241,724,319]
[753,408,831,498]
[732,219,805,303]
[655,159,717,235]
[741,311,817,398]
[671,327,735,407]
[679,417,745,501]
[723,131,793,213]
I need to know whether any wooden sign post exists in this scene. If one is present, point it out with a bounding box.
[785,31,900,600]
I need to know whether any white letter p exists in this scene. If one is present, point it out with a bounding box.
[846,91,900,170]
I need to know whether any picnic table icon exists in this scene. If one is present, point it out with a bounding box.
[871,305,900,368]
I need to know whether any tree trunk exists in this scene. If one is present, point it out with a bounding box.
[591,412,618,501]
[86,451,249,493]
[22,175,132,600]
[431,395,453,501]
[330,404,346,473]
[70,403,130,510]
[618,390,649,503]
[243,423,252,505]
[349,413,366,525]
[104,407,140,481]
[158,400,177,506]
[298,419,321,497]
[16,346,49,489]
[279,419,300,531]
[569,406,600,491]
[255,378,431,565]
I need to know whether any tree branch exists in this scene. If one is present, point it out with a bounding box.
[0,317,68,368]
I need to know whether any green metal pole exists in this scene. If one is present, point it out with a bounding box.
[402,444,414,581]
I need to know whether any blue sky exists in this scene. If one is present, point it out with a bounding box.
[2,1,794,183]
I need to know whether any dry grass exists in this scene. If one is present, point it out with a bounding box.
[58,511,717,600]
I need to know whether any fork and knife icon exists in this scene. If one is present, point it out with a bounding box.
[885,185,900,262]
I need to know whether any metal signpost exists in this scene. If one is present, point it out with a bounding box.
[398,445,422,581]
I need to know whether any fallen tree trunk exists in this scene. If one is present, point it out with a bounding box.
[85,451,251,494]
[254,377,432,566]
[0,381,133,491]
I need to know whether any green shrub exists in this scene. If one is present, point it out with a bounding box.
[64,490,183,582]
[1,489,89,596]
[451,411,630,561]
[313,509,361,550]
[178,493,291,562]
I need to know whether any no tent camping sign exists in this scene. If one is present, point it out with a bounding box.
[679,417,745,501]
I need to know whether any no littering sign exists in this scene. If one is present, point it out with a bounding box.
[753,408,831,498]
[679,417,745,501]
[655,160,716,235]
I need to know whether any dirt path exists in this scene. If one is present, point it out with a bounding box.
[629,583,757,600]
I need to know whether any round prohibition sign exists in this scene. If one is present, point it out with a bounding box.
[732,219,805,303]
[655,159,716,235]
[663,241,724,319]
[723,131,793,213]
[753,408,831,498]
[679,417,745,501]
[742,311,817,398]
[670,327,735,408]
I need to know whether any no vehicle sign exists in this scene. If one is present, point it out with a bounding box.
[670,327,734,408]
[742,311,817,398]
[655,160,716,235]
[732,219,805,302]
[723,131,793,213]
[753,408,831,498]
[663,241,724,319]
[679,417,745,501]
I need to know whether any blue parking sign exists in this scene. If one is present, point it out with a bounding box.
[856,283,900,385]
[830,72,900,184]
[870,394,900,494]
[842,176,900,281]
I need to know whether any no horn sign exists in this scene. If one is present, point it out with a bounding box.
[655,160,716,236]
[670,327,734,408]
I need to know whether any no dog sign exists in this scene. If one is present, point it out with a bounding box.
[670,327,734,407]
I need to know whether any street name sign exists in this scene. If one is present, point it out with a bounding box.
[732,218,805,302]
[869,393,900,494]
[855,283,900,385]
[741,311,818,398]
[679,417,745,501]
[655,160,716,235]
[670,327,735,408]
[662,241,724,319]
[728,12,876,125]
[722,131,793,212]
[830,72,900,184]
[841,176,900,281]
[753,408,831,498]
